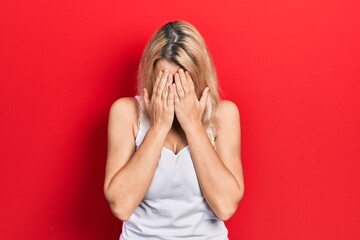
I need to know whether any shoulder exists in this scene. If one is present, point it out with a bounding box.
[108,97,139,134]
[216,99,240,116]
[213,99,240,134]
[214,99,240,122]
[109,97,138,114]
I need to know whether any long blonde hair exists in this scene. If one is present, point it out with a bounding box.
[136,20,221,144]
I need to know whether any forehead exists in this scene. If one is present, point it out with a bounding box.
[154,59,181,75]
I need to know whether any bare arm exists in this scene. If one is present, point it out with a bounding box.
[173,69,244,221]
[185,100,244,221]
[103,70,174,221]
[103,98,167,221]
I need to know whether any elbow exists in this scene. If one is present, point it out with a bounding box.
[216,205,237,221]
[217,188,245,221]
[104,187,131,222]
[109,202,131,222]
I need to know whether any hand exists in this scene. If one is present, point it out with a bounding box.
[143,69,175,132]
[174,69,210,132]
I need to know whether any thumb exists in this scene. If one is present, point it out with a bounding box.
[199,87,209,106]
[143,88,150,110]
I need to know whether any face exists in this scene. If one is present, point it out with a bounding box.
[153,59,181,84]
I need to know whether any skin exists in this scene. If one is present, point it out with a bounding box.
[104,59,244,222]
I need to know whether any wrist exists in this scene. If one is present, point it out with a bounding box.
[183,121,204,135]
[150,123,170,135]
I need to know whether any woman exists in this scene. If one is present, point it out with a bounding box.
[104,20,244,239]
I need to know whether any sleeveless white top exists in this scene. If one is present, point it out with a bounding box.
[120,96,229,240]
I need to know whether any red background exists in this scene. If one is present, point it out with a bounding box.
[1,0,360,239]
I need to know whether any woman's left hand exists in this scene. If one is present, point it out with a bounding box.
[174,69,210,132]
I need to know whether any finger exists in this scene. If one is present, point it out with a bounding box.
[166,72,173,88]
[162,73,172,103]
[178,69,189,94]
[156,70,169,98]
[200,87,210,105]
[174,86,181,106]
[174,73,185,97]
[167,84,175,109]
[152,71,163,101]
[185,71,195,93]
[143,88,150,110]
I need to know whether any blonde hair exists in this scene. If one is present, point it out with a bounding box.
[136,20,221,144]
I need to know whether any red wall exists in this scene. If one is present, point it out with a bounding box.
[1,0,359,239]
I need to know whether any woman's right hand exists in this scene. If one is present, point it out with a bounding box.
[143,69,175,132]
